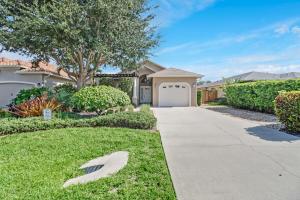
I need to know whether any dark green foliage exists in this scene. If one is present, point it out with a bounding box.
[11,87,49,105]
[0,0,158,89]
[98,77,133,97]
[0,111,157,135]
[225,79,300,113]
[49,84,77,110]
[197,91,202,106]
[275,91,300,133]
[71,86,131,113]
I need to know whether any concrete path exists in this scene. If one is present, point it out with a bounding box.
[153,107,300,200]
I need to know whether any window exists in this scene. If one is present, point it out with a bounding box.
[168,85,173,88]
[175,85,180,88]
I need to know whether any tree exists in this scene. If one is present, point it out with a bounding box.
[0,0,158,89]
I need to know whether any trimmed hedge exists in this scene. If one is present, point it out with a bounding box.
[197,91,202,106]
[225,79,300,113]
[0,111,157,135]
[72,86,131,113]
[275,91,300,133]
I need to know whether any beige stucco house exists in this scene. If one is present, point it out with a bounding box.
[0,58,71,107]
[132,61,202,107]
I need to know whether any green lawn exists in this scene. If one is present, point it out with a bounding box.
[0,128,176,200]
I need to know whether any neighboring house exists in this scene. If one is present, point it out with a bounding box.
[97,60,202,107]
[0,58,71,107]
[198,71,300,103]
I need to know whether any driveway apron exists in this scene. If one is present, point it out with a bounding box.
[153,107,300,200]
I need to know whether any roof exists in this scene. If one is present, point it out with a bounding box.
[0,57,70,79]
[147,68,202,78]
[198,71,300,88]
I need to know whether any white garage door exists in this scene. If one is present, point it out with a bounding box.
[0,82,35,107]
[159,82,190,107]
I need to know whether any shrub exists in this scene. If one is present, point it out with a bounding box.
[225,79,300,113]
[0,111,156,135]
[49,84,77,110]
[12,87,49,105]
[0,109,13,118]
[140,104,151,113]
[71,86,131,114]
[9,95,61,117]
[197,91,202,106]
[275,91,300,133]
[98,77,133,97]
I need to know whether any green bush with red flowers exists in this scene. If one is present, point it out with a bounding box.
[275,91,300,133]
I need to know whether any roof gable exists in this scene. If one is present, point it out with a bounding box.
[147,68,202,78]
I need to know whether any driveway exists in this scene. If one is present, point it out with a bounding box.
[153,107,300,200]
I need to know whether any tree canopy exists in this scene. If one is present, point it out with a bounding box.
[0,0,158,88]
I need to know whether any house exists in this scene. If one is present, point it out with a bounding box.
[0,58,71,107]
[96,60,202,107]
[132,61,202,107]
[198,71,300,103]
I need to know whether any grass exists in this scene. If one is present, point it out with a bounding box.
[0,128,176,200]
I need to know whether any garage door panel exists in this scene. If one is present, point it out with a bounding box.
[159,82,190,107]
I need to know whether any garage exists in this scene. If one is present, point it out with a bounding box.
[0,82,35,107]
[159,82,190,107]
[147,68,202,107]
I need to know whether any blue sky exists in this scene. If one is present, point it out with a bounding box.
[151,0,300,80]
[2,0,300,81]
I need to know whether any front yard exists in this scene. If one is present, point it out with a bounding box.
[0,127,176,200]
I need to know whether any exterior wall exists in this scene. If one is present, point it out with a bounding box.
[43,75,71,87]
[152,77,197,107]
[0,67,43,85]
[0,67,71,107]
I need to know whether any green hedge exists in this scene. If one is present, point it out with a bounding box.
[197,91,202,106]
[0,111,156,135]
[72,86,131,113]
[275,91,300,133]
[224,79,300,113]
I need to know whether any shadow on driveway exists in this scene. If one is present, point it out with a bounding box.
[205,106,277,122]
[245,125,300,142]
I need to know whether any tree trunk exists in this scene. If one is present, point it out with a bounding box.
[76,74,85,90]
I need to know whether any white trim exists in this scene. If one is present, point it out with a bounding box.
[0,81,37,86]
[158,82,191,107]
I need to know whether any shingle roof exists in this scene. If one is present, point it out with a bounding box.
[147,68,202,78]
[0,57,69,79]
[198,71,300,88]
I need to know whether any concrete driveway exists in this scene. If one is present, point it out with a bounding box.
[153,107,300,200]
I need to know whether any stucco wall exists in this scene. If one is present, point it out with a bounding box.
[0,67,71,107]
[152,77,197,107]
[0,67,43,84]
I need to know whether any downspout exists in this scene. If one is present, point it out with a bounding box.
[42,73,51,87]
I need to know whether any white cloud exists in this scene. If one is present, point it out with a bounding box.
[291,26,300,36]
[274,25,290,35]
[155,17,300,56]
[154,0,217,27]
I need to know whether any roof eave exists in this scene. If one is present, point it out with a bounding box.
[16,71,71,80]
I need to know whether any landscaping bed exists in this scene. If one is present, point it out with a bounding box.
[0,127,176,199]
[0,110,157,136]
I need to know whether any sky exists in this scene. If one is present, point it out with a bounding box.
[2,0,300,81]
[151,0,300,81]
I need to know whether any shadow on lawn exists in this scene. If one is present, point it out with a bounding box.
[245,125,300,142]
